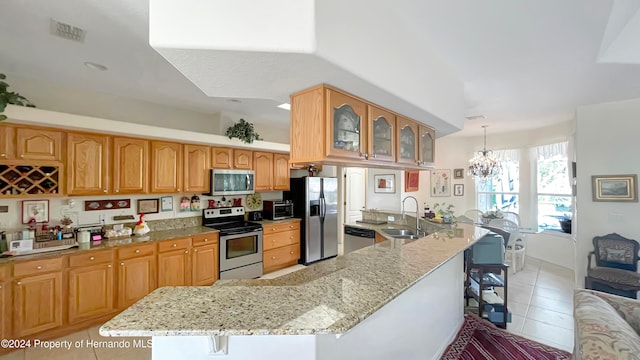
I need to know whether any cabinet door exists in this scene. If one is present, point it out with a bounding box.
[367,105,395,163]
[212,147,232,169]
[117,255,156,309]
[13,272,63,337]
[16,127,62,161]
[419,125,435,166]
[233,149,253,169]
[0,124,14,160]
[183,144,210,193]
[150,141,182,193]
[396,116,419,165]
[0,281,10,339]
[326,89,367,160]
[192,243,219,286]
[158,249,191,287]
[253,152,274,191]
[112,137,148,194]
[273,153,290,191]
[68,263,114,323]
[67,132,110,195]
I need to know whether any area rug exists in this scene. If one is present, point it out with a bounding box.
[440,315,572,360]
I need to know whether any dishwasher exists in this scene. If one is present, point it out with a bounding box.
[344,226,376,254]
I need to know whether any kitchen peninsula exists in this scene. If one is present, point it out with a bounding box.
[100,223,490,360]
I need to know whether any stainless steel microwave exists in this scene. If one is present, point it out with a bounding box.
[210,169,255,195]
[263,200,294,220]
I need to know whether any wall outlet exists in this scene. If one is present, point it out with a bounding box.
[387,216,395,222]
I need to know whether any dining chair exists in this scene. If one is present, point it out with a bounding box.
[502,211,521,226]
[488,218,525,273]
[463,209,485,224]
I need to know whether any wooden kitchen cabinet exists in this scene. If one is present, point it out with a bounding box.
[418,125,435,167]
[150,141,182,193]
[327,88,367,160]
[13,270,63,337]
[191,233,219,286]
[0,124,14,160]
[117,243,156,309]
[67,132,110,195]
[16,127,63,161]
[183,144,210,193]
[67,250,115,324]
[262,219,301,274]
[253,151,274,191]
[396,116,419,166]
[112,137,148,194]
[233,149,253,169]
[157,237,191,287]
[273,153,290,191]
[0,265,11,340]
[367,105,395,163]
[211,147,232,169]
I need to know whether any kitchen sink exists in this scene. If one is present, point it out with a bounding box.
[381,228,421,239]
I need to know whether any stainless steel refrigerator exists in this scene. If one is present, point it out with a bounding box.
[285,177,338,265]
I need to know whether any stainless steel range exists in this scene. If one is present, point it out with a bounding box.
[202,207,263,279]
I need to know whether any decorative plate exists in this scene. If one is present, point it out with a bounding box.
[246,193,262,210]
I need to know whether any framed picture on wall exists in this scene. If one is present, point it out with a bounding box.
[454,168,464,179]
[404,171,420,192]
[591,174,638,202]
[374,174,395,193]
[454,184,464,196]
[138,199,160,213]
[430,170,451,197]
[22,199,49,224]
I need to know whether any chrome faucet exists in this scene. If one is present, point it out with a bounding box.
[401,196,422,235]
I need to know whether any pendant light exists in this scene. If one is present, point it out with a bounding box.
[468,125,502,180]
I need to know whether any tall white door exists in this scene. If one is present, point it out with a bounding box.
[344,167,367,224]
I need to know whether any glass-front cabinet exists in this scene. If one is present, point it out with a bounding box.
[419,125,435,167]
[367,105,395,163]
[327,89,367,160]
[396,116,418,165]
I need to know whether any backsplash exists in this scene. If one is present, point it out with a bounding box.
[111,216,202,232]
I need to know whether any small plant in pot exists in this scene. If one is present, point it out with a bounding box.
[559,215,572,234]
[225,118,262,144]
[0,73,35,121]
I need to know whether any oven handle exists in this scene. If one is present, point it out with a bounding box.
[220,230,263,240]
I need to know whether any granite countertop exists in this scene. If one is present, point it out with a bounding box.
[255,218,302,226]
[0,226,218,265]
[100,222,489,337]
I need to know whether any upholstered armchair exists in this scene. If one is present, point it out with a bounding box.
[585,233,640,299]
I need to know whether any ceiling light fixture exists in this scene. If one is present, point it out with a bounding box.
[277,103,290,110]
[84,62,108,71]
[468,125,502,181]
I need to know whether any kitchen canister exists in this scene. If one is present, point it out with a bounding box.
[77,230,90,244]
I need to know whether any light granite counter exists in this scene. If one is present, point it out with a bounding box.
[100,222,488,337]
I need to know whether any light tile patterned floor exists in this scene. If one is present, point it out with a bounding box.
[0,258,575,359]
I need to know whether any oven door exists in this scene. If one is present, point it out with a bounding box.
[219,230,263,272]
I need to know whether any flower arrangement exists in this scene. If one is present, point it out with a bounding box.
[482,209,504,223]
[225,118,262,144]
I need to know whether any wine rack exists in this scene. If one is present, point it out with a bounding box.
[0,164,62,197]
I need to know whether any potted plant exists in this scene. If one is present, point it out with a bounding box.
[225,118,262,144]
[481,208,504,224]
[433,202,456,223]
[559,215,572,234]
[0,73,35,121]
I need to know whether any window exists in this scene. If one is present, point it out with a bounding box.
[476,158,519,213]
[536,143,571,231]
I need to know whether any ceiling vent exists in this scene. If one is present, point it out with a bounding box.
[465,114,486,121]
[50,18,86,43]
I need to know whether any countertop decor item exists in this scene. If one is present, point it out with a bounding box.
[225,118,262,143]
[468,125,502,181]
[133,213,150,236]
[0,73,36,121]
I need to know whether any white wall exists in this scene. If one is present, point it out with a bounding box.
[366,169,402,212]
[575,97,640,285]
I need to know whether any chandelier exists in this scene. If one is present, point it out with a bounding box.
[468,125,502,180]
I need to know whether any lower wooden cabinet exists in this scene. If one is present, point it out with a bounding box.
[67,259,114,324]
[117,255,156,309]
[0,280,10,340]
[192,243,219,286]
[158,249,191,287]
[262,220,301,274]
[13,272,63,337]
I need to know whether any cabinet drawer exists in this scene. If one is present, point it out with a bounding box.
[158,237,191,253]
[69,250,114,267]
[192,232,219,247]
[262,220,300,235]
[263,230,300,251]
[14,257,63,277]
[118,243,156,260]
[263,244,300,269]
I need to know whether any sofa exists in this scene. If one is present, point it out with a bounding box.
[574,289,640,359]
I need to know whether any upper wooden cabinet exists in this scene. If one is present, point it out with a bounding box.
[16,127,62,161]
[233,149,253,169]
[0,124,14,160]
[112,137,148,194]
[254,151,274,191]
[367,105,395,163]
[418,125,435,168]
[273,153,290,191]
[327,89,367,160]
[183,144,210,193]
[67,132,110,195]
[396,116,419,166]
[212,147,232,169]
[150,141,182,193]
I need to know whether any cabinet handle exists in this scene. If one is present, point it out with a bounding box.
[0,284,2,289]
[36,265,42,270]
[20,154,24,158]
[272,228,276,231]
[185,250,188,254]
[290,236,293,239]
[90,256,95,261]
[108,264,112,268]
[186,188,189,191]
[103,189,107,193]
[120,262,125,266]
[272,256,276,260]
[172,243,177,247]
[0,153,5,157]
[16,281,21,285]
[204,238,208,242]
[115,189,119,193]
[194,249,198,253]
[416,160,421,165]
[372,154,377,159]
[289,225,294,228]
[272,239,276,242]
[290,251,294,255]
[178,188,181,191]
[135,249,140,253]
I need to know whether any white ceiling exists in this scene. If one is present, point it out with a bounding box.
[1,0,640,137]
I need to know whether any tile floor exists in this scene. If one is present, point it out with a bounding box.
[0,258,575,359]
